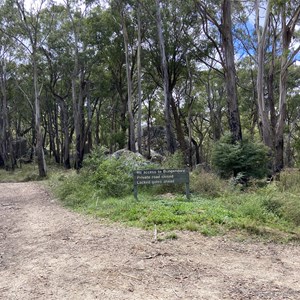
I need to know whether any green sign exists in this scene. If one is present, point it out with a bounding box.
[133,169,190,200]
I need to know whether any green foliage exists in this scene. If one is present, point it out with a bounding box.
[190,169,227,197]
[276,169,300,193]
[91,158,132,197]
[272,170,300,226]
[53,171,91,207]
[281,195,300,226]
[162,151,186,169]
[82,148,157,197]
[83,146,108,172]
[212,134,269,180]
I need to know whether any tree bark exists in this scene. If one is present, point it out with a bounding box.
[170,96,188,163]
[255,0,273,149]
[15,1,47,176]
[121,9,136,152]
[33,51,47,177]
[0,59,14,170]
[58,98,71,169]
[221,0,242,143]
[155,0,176,154]
[137,2,143,154]
[68,3,85,170]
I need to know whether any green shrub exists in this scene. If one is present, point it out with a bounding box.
[54,171,90,207]
[190,170,227,198]
[91,151,158,197]
[92,158,132,197]
[212,134,269,180]
[83,146,109,172]
[162,151,185,169]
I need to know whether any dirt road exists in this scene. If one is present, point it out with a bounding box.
[0,182,300,299]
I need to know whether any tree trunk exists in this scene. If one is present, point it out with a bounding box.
[71,75,82,170]
[121,10,136,152]
[95,103,101,146]
[255,0,273,150]
[137,3,143,154]
[33,52,47,177]
[275,67,287,172]
[67,2,86,170]
[221,0,242,143]
[147,98,152,159]
[85,81,93,153]
[170,96,188,163]
[119,95,127,149]
[155,0,176,154]
[57,97,70,169]
[274,4,300,171]
[71,33,85,170]
[54,103,61,164]
[206,75,222,141]
[0,59,14,170]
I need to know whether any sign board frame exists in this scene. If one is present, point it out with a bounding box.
[133,169,190,200]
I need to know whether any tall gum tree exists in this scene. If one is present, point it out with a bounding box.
[197,0,242,143]
[275,2,300,171]
[13,0,48,177]
[255,0,273,149]
[117,0,136,152]
[145,0,198,158]
[221,0,242,142]
[65,0,88,170]
[0,50,14,170]
[155,0,177,154]
[255,0,300,172]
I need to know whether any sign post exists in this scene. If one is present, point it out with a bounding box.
[133,169,190,200]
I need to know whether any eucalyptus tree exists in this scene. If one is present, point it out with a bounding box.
[0,0,53,176]
[117,0,136,152]
[136,1,142,154]
[85,4,128,151]
[141,0,203,160]
[63,0,104,169]
[0,43,14,170]
[285,65,300,166]
[0,2,14,169]
[196,0,242,143]
[275,1,300,171]
[244,0,300,171]
[64,0,87,170]
[41,3,78,168]
[155,0,176,154]
[87,0,150,153]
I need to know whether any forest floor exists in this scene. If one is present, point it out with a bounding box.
[1,182,300,300]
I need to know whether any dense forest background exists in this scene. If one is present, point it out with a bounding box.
[1,0,300,178]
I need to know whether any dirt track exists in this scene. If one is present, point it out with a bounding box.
[0,182,300,299]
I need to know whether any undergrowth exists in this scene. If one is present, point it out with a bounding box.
[49,161,300,243]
